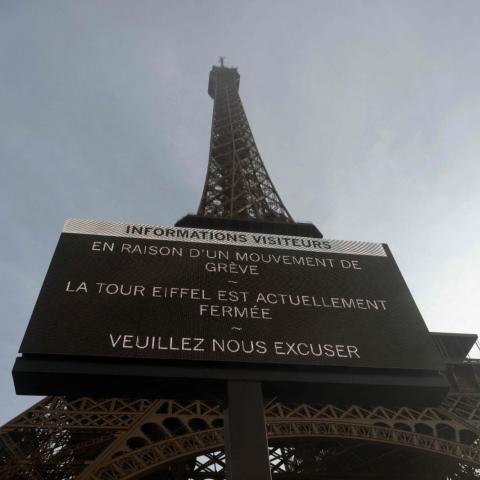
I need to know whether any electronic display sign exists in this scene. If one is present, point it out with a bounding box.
[18,218,443,371]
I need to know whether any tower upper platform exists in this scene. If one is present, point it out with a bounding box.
[208,65,240,99]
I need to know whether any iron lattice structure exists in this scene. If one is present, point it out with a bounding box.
[1,363,480,479]
[2,62,480,478]
[197,63,292,222]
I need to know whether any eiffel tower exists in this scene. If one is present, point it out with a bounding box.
[197,58,292,222]
[1,61,480,479]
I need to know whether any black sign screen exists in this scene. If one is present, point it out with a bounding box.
[19,219,443,370]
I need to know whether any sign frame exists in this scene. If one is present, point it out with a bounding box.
[13,215,448,406]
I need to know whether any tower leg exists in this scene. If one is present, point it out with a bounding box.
[224,380,272,480]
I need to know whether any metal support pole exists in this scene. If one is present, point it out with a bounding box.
[224,380,272,480]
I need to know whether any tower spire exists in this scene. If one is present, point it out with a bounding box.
[197,63,293,222]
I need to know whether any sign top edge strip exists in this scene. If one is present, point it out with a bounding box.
[63,218,387,257]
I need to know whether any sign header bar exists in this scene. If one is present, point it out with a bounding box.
[63,218,386,257]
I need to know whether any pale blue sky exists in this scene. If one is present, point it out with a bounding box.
[1,0,479,424]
